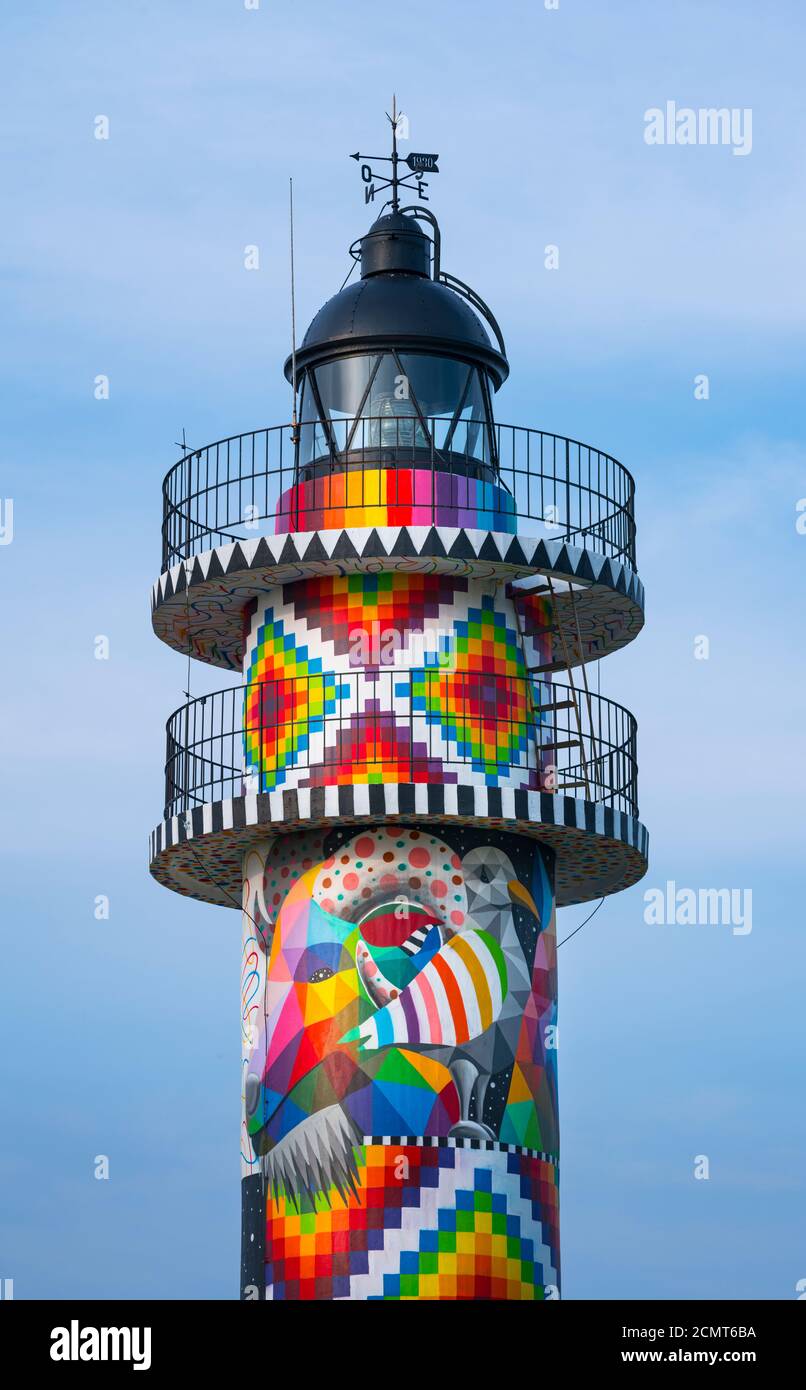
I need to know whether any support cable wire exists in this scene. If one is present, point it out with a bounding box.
[338,258,359,292]
[557,896,604,947]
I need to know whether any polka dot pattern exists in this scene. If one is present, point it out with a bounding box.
[309,828,467,929]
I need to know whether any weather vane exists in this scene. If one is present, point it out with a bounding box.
[350,96,439,211]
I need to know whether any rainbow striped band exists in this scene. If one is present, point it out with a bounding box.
[275,468,518,534]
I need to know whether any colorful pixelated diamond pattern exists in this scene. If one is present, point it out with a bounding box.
[265,1144,559,1301]
[243,579,540,792]
[285,572,462,658]
[243,609,344,791]
[411,595,539,784]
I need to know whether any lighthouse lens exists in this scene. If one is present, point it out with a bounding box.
[297,353,493,469]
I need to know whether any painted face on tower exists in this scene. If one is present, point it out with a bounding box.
[243,827,555,1206]
[244,830,462,1203]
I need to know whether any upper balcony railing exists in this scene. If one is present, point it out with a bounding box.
[161,419,636,571]
[163,675,638,822]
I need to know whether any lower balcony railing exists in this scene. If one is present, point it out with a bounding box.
[162,674,638,821]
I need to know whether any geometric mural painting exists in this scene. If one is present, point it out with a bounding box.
[259,1145,559,1301]
[240,823,559,1299]
[242,575,555,793]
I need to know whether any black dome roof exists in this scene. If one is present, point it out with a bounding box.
[284,212,509,389]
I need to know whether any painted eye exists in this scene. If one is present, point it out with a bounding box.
[309,966,333,984]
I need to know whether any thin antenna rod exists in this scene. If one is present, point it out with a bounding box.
[390,94,399,212]
[289,177,299,442]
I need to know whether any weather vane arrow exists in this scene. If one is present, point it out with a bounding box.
[349,97,440,209]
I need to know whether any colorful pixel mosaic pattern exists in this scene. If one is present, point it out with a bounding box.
[263,1143,559,1300]
[243,628,340,790]
[410,596,539,784]
[275,467,517,535]
[242,575,549,792]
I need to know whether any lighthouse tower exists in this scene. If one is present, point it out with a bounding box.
[149,120,648,1301]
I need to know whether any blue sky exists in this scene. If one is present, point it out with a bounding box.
[1,0,804,1299]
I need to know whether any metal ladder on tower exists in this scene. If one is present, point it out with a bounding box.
[510,576,593,799]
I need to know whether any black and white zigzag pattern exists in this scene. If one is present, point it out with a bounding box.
[152,525,645,611]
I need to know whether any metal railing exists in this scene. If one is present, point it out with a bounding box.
[163,674,638,821]
[161,419,636,570]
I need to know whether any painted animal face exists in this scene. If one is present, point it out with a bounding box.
[240,827,557,1211]
[243,831,467,1185]
[247,866,364,1154]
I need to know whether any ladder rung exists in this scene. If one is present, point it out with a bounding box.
[536,698,574,712]
[539,738,580,752]
[552,780,587,790]
[528,661,564,674]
